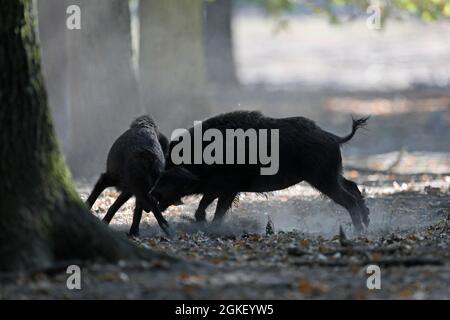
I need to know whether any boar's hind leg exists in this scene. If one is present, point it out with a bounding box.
[309,176,363,232]
[212,193,238,223]
[103,192,132,224]
[86,173,114,209]
[195,193,218,222]
[342,178,370,227]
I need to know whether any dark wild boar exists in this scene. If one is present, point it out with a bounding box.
[86,115,171,237]
[154,110,370,233]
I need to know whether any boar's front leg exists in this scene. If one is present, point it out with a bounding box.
[139,194,173,238]
[128,204,143,237]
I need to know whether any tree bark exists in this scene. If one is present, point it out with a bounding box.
[204,0,238,87]
[37,0,71,153]
[139,0,211,133]
[0,0,161,273]
[66,0,142,179]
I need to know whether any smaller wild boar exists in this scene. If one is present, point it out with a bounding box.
[153,110,370,233]
[86,115,171,237]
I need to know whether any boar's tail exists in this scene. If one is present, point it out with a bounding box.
[337,116,369,144]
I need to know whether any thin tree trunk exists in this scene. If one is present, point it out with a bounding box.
[204,0,238,87]
[139,0,210,133]
[37,0,71,153]
[0,0,163,272]
[66,0,142,179]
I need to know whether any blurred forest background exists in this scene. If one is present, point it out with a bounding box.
[36,0,450,180]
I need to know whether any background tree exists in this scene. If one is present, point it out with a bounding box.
[65,0,142,178]
[204,0,239,87]
[139,0,211,133]
[37,0,71,153]
[0,0,162,272]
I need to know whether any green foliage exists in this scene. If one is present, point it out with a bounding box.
[241,0,297,32]
[242,0,450,25]
[246,0,297,15]
[394,0,450,21]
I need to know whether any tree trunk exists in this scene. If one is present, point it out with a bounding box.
[139,0,210,133]
[66,0,142,179]
[204,0,238,87]
[0,0,162,273]
[37,0,71,153]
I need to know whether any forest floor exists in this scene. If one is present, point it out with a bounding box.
[1,160,449,299]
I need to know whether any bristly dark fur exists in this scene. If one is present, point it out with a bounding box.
[155,110,371,232]
[130,115,157,130]
[86,115,171,237]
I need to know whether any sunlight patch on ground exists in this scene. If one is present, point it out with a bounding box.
[83,179,448,241]
[345,151,450,174]
[325,97,449,116]
[78,151,449,241]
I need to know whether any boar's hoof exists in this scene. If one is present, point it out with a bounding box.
[127,230,140,238]
[362,209,370,228]
[161,224,175,239]
[353,224,364,235]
